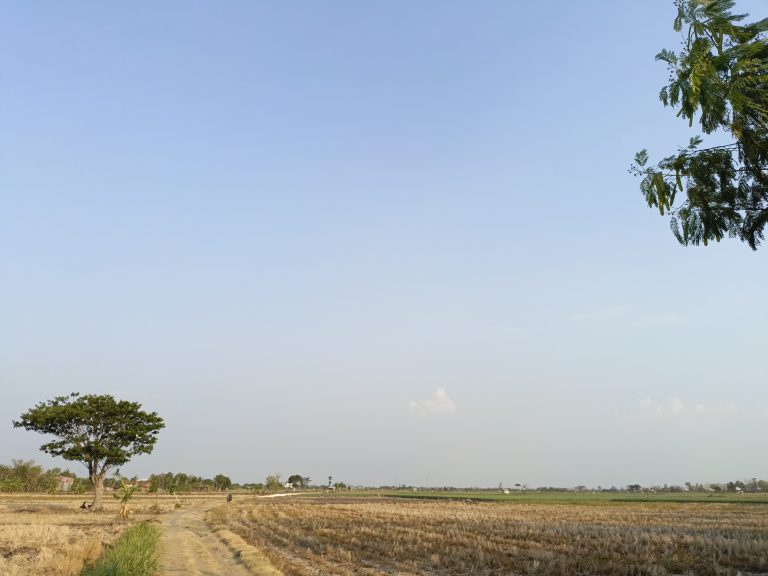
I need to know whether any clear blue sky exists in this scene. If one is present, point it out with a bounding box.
[1,0,766,488]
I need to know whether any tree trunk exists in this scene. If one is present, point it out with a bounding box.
[90,474,105,510]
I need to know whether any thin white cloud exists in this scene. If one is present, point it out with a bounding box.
[568,306,627,322]
[638,397,685,419]
[502,327,526,335]
[638,313,683,325]
[568,306,683,327]
[409,387,457,415]
[719,292,760,313]
[638,398,743,422]
[694,402,738,417]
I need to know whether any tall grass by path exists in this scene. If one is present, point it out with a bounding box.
[81,522,160,576]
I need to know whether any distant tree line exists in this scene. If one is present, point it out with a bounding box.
[622,479,768,493]
[5,460,766,495]
[147,472,232,493]
[0,459,89,493]
[0,462,322,494]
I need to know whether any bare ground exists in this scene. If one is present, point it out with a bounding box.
[160,504,252,576]
[160,494,299,576]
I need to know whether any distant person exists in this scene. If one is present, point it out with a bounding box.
[226,493,233,502]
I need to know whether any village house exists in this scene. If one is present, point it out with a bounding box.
[55,476,75,492]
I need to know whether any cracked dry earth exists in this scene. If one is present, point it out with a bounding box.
[160,505,250,576]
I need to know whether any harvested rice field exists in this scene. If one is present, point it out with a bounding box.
[212,496,768,576]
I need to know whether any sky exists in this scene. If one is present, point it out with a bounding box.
[1,0,766,489]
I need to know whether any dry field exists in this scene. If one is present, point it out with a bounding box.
[215,496,768,576]
[0,493,211,576]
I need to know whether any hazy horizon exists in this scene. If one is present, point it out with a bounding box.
[2,0,766,490]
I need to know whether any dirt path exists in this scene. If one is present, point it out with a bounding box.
[160,504,250,576]
[160,494,300,576]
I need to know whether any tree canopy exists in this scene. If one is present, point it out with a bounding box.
[287,474,311,488]
[214,473,232,491]
[266,473,284,491]
[13,393,164,508]
[0,460,59,493]
[632,0,768,249]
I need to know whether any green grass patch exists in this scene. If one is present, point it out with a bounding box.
[81,522,160,576]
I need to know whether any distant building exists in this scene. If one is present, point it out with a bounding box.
[55,476,75,492]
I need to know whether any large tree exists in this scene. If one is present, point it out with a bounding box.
[213,473,232,491]
[287,474,310,489]
[13,393,165,509]
[632,0,767,249]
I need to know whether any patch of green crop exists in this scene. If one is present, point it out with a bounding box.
[81,522,160,576]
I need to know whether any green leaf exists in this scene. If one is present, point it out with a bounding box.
[652,172,670,214]
[633,0,768,249]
